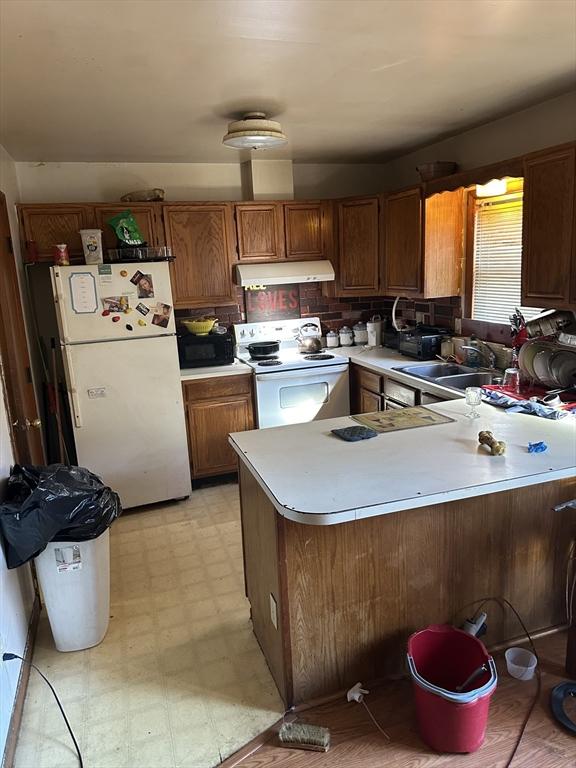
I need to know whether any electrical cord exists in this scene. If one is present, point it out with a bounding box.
[456,597,541,768]
[3,653,83,768]
[360,698,390,741]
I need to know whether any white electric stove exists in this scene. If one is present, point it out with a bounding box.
[233,318,350,428]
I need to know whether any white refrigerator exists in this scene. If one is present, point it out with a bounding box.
[51,261,191,509]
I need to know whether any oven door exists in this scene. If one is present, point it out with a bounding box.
[254,364,350,428]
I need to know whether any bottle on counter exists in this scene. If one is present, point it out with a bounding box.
[339,326,354,346]
[326,330,340,348]
[465,335,481,368]
[353,321,368,345]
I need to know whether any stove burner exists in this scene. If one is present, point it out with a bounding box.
[257,360,282,367]
[304,354,335,360]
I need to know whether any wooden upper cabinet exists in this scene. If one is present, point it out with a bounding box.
[163,204,237,308]
[284,201,330,260]
[337,197,379,295]
[383,188,422,295]
[521,147,576,308]
[235,203,284,262]
[19,204,93,262]
[93,204,163,251]
[422,189,464,298]
[383,187,463,298]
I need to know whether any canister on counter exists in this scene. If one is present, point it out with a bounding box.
[353,321,368,345]
[367,315,383,347]
[52,243,70,266]
[326,330,340,348]
[339,326,354,346]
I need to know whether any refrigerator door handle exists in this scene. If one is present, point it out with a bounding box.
[61,344,83,427]
[50,267,71,344]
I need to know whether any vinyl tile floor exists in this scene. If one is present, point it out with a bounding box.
[13,479,285,768]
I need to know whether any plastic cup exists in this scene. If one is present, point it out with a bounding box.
[505,647,537,680]
[80,229,103,264]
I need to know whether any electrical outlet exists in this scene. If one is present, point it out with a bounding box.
[415,312,425,325]
[454,318,462,335]
[269,593,278,629]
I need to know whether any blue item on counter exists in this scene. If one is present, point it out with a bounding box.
[481,390,569,420]
[527,441,548,453]
[331,426,378,442]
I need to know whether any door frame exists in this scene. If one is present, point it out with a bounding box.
[0,190,44,464]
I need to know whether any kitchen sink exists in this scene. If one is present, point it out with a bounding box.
[434,372,496,389]
[391,362,476,379]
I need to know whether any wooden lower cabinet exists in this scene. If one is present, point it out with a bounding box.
[239,464,576,706]
[183,374,254,479]
[359,387,383,413]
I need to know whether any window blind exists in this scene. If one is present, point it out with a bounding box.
[472,196,542,323]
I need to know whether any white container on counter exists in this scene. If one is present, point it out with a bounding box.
[339,326,354,346]
[367,315,383,347]
[326,330,340,348]
[353,321,368,345]
[80,229,103,264]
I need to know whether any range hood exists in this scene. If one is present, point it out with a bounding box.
[235,260,335,287]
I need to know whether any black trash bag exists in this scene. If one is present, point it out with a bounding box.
[0,464,122,569]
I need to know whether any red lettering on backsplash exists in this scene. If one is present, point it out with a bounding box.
[245,284,301,322]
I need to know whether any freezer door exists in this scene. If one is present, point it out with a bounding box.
[63,335,191,509]
[51,262,175,343]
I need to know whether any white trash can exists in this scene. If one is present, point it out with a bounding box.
[34,528,110,652]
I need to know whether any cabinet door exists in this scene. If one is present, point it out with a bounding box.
[93,204,162,251]
[337,198,379,295]
[384,188,423,295]
[235,203,285,262]
[522,148,576,308]
[284,202,330,260]
[360,388,383,414]
[163,205,237,308]
[422,189,464,298]
[187,394,254,477]
[19,205,93,262]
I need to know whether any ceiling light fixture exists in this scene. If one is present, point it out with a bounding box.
[476,179,508,197]
[222,112,288,150]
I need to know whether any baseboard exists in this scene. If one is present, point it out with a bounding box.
[1,596,41,768]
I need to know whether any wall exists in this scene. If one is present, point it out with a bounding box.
[15,161,389,203]
[380,90,576,190]
[176,284,460,336]
[0,361,35,760]
[0,144,37,760]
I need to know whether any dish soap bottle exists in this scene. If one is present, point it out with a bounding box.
[466,335,481,368]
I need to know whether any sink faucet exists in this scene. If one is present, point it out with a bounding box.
[461,341,497,370]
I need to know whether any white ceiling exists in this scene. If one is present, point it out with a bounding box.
[1,0,575,164]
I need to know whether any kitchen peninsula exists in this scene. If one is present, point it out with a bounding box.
[230,400,576,706]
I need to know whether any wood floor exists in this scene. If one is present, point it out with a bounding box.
[222,632,575,768]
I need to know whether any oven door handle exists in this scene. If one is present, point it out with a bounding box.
[255,364,349,382]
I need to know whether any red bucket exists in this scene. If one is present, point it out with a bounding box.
[407,624,497,753]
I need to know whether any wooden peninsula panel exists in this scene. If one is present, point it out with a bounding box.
[239,464,575,706]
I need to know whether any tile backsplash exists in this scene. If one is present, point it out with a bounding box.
[176,284,462,334]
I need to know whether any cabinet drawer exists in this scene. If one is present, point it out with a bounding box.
[383,378,418,406]
[183,374,252,402]
[421,392,445,405]
[357,368,383,394]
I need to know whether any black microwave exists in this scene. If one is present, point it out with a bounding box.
[177,331,234,369]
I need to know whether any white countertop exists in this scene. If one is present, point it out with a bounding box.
[180,359,251,381]
[333,345,463,399]
[230,399,576,526]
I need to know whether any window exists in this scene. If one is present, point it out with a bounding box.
[471,189,542,323]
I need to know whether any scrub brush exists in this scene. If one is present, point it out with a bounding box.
[278,722,331,752]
